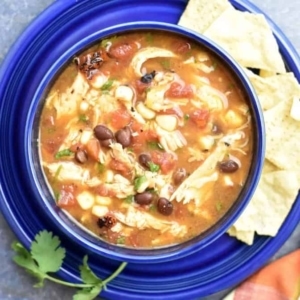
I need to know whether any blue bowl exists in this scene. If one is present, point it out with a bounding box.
[29,21,265,263]
[5,21,265,263]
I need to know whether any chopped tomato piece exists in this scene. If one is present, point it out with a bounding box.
[131,122,159,152]
[109,159,130,177]
[85,139,101,161]
[69,142,83,153]
[190,109,210,128]
[110,108,131,130]
[165,82,194,98]
[173,41,191,55]
[108,42,138,60]
[57,185,76,208]
[151,151,177,174]
[94,184,116,197]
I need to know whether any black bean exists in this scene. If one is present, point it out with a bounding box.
[94,125,114,140]
[140,71,156,84]
[219,160,239,173]
[134,192,154,205]
[173,168,187,185]
[75,149,88,164]
[138,153,152,169]
[115,127,131,147]
[157,198,173,216]
[100,138,114,148]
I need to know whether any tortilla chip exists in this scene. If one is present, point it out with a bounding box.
[290,96,300,121]
[227,226,255,245]
[244,69,300,111]
[228,170,300,244]
[259,69,277,78]
[264,99,300,170]
[203,10,286,73]
[178,0,233,34]
[263,159,279,174]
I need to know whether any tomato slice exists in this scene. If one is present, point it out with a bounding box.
[109,159,131,177]
[57,185,76,208]
[190,109,210,128]
[165,82,194,98]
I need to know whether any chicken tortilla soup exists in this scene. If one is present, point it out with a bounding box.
[39,30,253,248]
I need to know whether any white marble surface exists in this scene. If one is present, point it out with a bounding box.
[0,1,299,299]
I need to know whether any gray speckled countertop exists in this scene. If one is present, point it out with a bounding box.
[0,1,299,299]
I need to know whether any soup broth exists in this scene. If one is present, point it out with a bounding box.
[39,30,253,248]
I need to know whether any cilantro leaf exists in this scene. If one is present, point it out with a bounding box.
[12,231,127,299]
[73,285,102,300]
[80,256,102,285]
[11,242,43,281]
[30,230,65,274]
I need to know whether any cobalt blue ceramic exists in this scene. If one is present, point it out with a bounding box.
[0,0,299,299]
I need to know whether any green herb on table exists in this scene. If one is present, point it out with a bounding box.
[12,230,127,300]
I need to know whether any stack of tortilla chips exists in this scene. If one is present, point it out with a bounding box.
[179,0,300,245]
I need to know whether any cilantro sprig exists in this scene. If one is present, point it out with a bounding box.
[12,230,127,300]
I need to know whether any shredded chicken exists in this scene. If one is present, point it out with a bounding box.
[45,162,90,183]
[114,206,187,237]
[170,142,227,204]
[47,73,89,119]
[131,47,177,76]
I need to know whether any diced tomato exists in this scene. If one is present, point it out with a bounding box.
[94,184,116,197]
[57,185,76,208]
[131,122,159,152]
[85,139,101,161]
[165,82,194,98]
[173,41,191,55]
[151,151,177,174]
[163,106,184,118]
[108,42,138,60]
[190,109,210,128]
[43,134,64,154]
[110,108,131,130]
[109,159,131,177]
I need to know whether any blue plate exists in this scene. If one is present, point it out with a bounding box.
[0,0,299,299]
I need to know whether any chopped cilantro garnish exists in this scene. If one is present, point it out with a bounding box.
[160,59,171,70]
[146,33,153,44]
[216,202,223,212]
[184,114,190,122]
[100,79,114,91]
[54,190,60,202]
[54,149,73,159]
[79,114,88,122]
[134,175,147,191]
[147,141,163,151]
[116,236,126,245]
[100,35,117,48]
[97,163,106,174]
[149,205,157,212]
[148,162,160,173]
[212,61,218,70]
[124,195,134,204]
[54,165,62,180]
